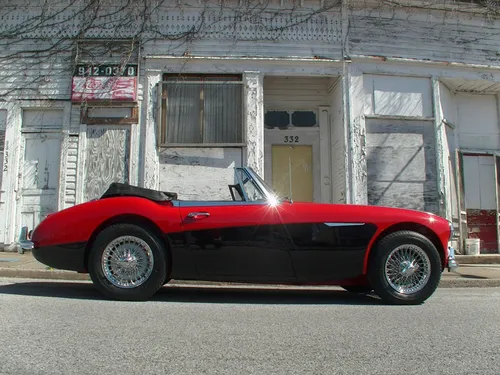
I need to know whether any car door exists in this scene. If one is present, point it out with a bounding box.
[277,202,377,282]
[178,203,295,282]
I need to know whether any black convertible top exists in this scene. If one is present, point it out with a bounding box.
[100,182,178,202]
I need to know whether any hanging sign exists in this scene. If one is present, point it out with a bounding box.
[71,64,138,102]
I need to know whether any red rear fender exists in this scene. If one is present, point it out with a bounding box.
[31,197,182,248]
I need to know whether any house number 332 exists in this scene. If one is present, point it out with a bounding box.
[284,136,299,143]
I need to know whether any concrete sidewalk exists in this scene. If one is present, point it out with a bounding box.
[1,251,500,288]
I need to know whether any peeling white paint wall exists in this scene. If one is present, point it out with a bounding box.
[264,76,331,110]
[159,148,242,200]
[244,72,265,176]
[0,40,72,100]
[0,109,6,243]
[349,5,500,66]
[141,8,342,60]
[330,79,346,203]
[141,72,161,190]
[437,81,457,221]
[365,119,439,213]
[346,65,367,204]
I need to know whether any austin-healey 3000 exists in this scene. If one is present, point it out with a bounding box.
[20,167,458,304]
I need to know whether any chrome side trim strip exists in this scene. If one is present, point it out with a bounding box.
[324,222,366,227]
[171,200,269,207]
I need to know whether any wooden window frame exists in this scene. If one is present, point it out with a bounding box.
[159,73,244,147]
[81,103,139,125]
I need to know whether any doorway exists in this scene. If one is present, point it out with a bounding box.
[19,133,61,230]
[271,145,313,202]
[461,153,499,253]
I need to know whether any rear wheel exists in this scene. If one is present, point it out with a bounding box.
[368,230,441,305]
[88,223,167,301]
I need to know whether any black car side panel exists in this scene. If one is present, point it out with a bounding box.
[167,223,377,283]
[168,224,295,282]
[285,223,378,282]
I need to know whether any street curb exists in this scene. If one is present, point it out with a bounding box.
[1,268,500,288]
[455,254,500,264]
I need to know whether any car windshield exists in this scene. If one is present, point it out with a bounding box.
[235,168,267,201]
[246,167,276,196]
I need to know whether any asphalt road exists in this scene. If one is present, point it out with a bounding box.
[0,279,499,375]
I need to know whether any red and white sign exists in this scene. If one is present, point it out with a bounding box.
[71,76,137,102]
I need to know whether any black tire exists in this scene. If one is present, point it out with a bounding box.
[340,285,373,294]
[88,223,167,301]
[368,230,442,305]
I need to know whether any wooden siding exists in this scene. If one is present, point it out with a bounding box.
[159,148,242,200]
[0,40,72,100]
[264,76,331,110]
[64,135,78,209]
[349,8,500,66]
[84,126,131,202]
[143,39,340,60]
[365,119,439,214]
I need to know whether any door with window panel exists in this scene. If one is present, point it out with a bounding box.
[264,109,321,202]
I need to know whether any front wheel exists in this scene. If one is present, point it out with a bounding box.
[368,230,442,305]
[88,223,167,301]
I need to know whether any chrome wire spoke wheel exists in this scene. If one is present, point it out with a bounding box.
[101,236,154,289]
[384,244,431,295]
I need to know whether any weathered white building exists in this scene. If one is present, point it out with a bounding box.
[1,0,500,254]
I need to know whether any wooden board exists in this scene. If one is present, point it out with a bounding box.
[365,119,439,214]
[84,126,130,202]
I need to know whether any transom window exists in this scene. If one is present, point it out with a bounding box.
[264,110,317,129]
[159,74,243,146]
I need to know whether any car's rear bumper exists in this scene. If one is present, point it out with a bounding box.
[32,242,87,272]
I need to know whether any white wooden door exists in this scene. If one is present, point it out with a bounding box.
[19,133,61,231]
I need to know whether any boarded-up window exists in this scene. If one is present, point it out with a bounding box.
[22,109,63,131]
[463,155,496,210]
[366,119,439,214]
[364,75,433,117]
[160,75,243,146]
[457,94,500,150]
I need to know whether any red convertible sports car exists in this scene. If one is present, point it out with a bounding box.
[20,167,458,305]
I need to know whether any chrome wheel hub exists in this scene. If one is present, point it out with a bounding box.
[101,236,154,289]
[385,245,431,295]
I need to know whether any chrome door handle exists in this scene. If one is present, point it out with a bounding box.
[187,212,210,220]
